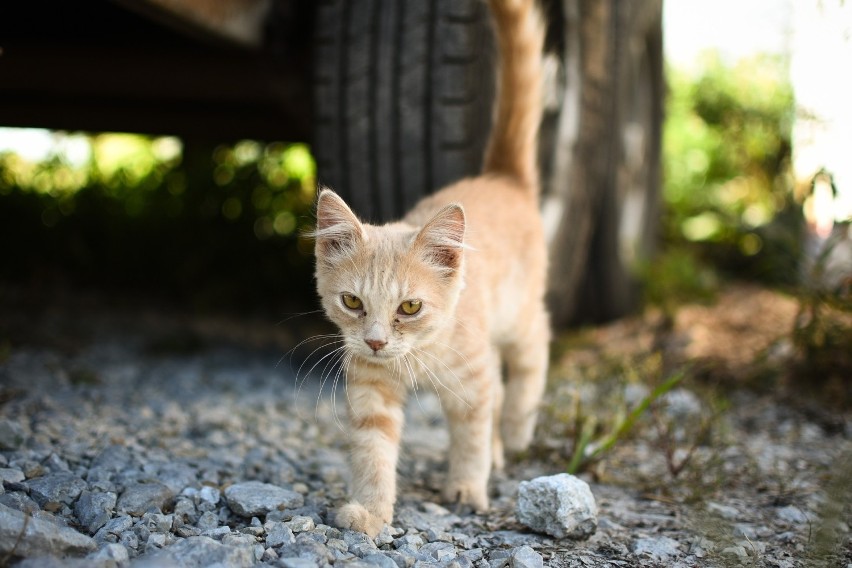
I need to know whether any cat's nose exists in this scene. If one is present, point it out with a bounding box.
[365,339,387,352]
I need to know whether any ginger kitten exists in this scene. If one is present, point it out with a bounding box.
[313,0,548,537]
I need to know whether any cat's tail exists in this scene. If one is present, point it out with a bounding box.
[482,0,545,194]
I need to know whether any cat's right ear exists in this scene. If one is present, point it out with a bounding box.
[314,188,365,257]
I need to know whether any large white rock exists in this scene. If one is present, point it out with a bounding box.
[515,473,597,539]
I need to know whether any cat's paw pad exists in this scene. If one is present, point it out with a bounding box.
[442,480,489,513]
[335,502,387,538]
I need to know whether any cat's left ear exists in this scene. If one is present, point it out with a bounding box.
[414,204,466,273]
[314,188,365,257]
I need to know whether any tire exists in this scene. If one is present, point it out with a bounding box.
[543,0,663,327]
[312,0,495,223]
[576,0,663,322]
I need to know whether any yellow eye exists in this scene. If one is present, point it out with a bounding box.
[342,294,363,310]
[398,300,422,315]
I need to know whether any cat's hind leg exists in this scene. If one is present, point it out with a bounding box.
[440,346,499,512]
[501,308,549,453]
[491,372,506,471]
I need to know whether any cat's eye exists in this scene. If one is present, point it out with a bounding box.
[342,294,363,310]
[398,300,422,315]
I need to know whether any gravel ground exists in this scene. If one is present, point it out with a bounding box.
[0,307,850,567]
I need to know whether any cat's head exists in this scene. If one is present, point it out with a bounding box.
[313,189,466,362]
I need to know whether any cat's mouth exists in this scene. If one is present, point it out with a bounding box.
[348,343,403,362]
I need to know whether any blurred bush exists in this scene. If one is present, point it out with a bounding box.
[656,52,801,297]
[0,133,318,312]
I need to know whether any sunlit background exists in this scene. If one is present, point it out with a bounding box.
[1,0,850,313]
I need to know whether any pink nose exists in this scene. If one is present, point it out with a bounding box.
[365,339,387,352]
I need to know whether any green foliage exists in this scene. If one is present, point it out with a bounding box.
[662,52,801,287]
[641,246,720,315]
[566,367,685,474]
[0,134,318,311]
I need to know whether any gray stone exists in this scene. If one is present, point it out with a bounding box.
[0,419,24,450]
[279,559,319,568]
[0,502,96,556]
[119,530,139,550]
[633,536,681,560]
[707,501,740,520]
[777,505,809,524]
[425,528,452,543]
[459,548,484,562]
[261,547,279,562]
[156,462,196,495]
[89,542,130,566]
[662,388,703,418]
[143,512,174,533]
[12,557,89,568]
[375,525,397,546]
[489,530,545,547]
[363,552,402,568]
[196,510,219,530]
[516,474,597,539]
[733,523,758,539]
[510,545,543,568]
[394,534,425,549]
[352,541,381,557]
[26,473,88,508]
[222,532,259,547]
[147,532,167,548]
[0,490,40,514]
[43,453,71,473]
[198,485,220,506]
[240,525,264,537]
[116,482,173,516]
[394,504,459,532]
[721,544,748,558]
[140,535,256,567]
[174,498,198,523]
[420,541,456,561]
[91,445,132,472]
[344,528,378,548]
[0,467,25,484]
[266,524,296,548]
[201,526,232,539]
[75,490,117,534]
[176,526,202,538]
[286,514,316,532]
[224,481,304,517]
[384,550,415,568]
[278,540,334,564]
[94,514,134,542]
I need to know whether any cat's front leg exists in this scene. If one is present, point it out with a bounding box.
[336,372,404,537]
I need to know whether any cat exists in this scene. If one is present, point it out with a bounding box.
[313,0,548,537]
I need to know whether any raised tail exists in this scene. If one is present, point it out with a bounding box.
[482,0,545,194]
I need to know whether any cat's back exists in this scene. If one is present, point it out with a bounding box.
[405,174,544,258]
[404,175,547,335]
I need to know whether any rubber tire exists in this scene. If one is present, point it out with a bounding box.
[574,1,664,322]
[312,0,495,223]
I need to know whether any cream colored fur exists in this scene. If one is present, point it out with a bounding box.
[314,0,548,537]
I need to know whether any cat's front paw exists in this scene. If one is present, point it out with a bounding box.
[442,479,489,513]
[335,502,387,538]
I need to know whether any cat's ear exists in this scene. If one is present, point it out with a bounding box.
[314,188,365,257]
[414,204,466,273]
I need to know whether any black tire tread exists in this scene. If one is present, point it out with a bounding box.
[313,0,495,222]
